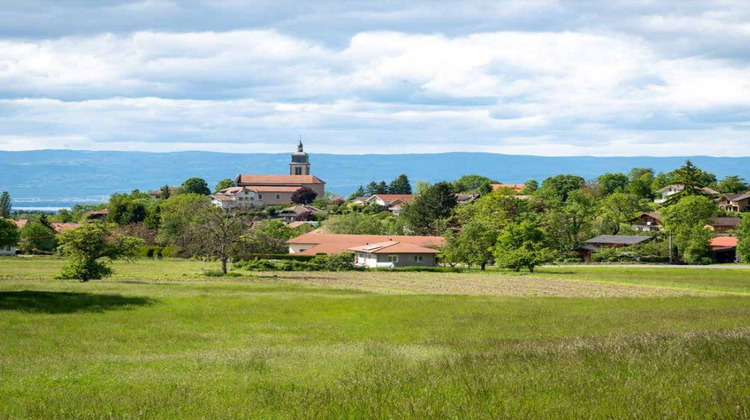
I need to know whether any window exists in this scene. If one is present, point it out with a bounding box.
[413,255,423,262]
[258,194,263,199]
[388,255,398,263]
[276,194,280,199]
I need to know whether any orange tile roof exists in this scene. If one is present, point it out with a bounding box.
[236,175,324,185]
[287,233,444,256]
[348,241,441,254]
[12,219,29,229]
[710,236,738,250]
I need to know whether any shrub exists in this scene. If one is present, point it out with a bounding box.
[160,246,181,258]
[202,270,243,277]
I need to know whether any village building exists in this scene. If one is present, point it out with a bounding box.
[629,212,662,232]
[705,217,741,234]
[655,185,719,203]
[575,235,654,262]
[148,187,180,200]
[212,142,326,209]
[365,194,416,215]
[349,241,441,268]
[717,193,750,213]
[286,231,444,263]
[710,236,739,263]
[277,205,326,223]
[211,187,260,210]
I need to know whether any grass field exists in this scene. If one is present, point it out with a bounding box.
[1,257,749,418]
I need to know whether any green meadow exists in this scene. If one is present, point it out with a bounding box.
[0,257,748,419]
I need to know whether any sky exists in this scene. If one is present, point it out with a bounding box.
[1,0,749,156]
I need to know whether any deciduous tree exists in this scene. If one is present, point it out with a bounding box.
[291,187,318,205]
[402,182,457,235]
[181,177,211,195]
[214,178,235,193]
[58,223,142,281]
[0,218,19,249]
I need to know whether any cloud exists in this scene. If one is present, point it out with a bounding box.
[0,1,749,156]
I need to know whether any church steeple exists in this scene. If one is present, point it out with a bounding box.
[290,138,311,175]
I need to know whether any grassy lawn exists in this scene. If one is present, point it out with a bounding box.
[0,257,749,418]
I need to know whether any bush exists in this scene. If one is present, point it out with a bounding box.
[138,246,162,258]
[160,246,181,258]
[235,253,361,272]
[202,270,243,277]
[236,253,315,262]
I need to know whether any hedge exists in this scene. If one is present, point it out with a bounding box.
[236,253,316,262]
[137,245,182,258]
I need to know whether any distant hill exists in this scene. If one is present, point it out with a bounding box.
[1,150,749,208]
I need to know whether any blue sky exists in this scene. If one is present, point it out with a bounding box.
[1,0,749,155]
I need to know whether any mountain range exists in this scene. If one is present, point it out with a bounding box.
[2,150,749,208]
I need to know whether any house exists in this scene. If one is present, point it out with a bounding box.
[85,209,109,221]
[286,231,444,257]
[349,197,369,206]
[455,193,479,204]
[576,235,654,262]
[491,184,524,193]
[655,185,719,203]
[629,212,662,232]
[717,193,750,213]
[232,142,325,207]
[710,236,738,263]
[705,217,741,234]
[277,205,325,223]
[349,241,441,268]
[365,194,417,215]
[211,187,260,210]
[148,187,179,200]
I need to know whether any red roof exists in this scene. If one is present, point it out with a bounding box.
[236,175,324,185]
[287,233,444,255]
[348,241,441,254]
[710,236,738,250]
[12,219,29,229]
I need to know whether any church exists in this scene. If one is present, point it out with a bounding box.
[211,142,326,209]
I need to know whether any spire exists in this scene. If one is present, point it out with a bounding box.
[297,135,304,152]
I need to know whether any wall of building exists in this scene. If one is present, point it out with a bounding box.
[354,252,436,267]
[0,246,17,256]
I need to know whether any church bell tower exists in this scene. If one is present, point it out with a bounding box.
[290,140,311,175]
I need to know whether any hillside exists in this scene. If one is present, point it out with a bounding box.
[1,150,749,208]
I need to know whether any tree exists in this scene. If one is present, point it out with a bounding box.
[157,194,213,247]
[348,186,366,200]
[539,174,585,202]
[402,182,457,235]
[661,195,716,263]
[291,187,318,205]
[738,215,750,263]
[58,223,142,281]
[193,206,248,274]
[324,213,390,235]
[492,221,554,272]
[662,160,718,204]
[520,179,539,194]
[388,174,412,194]
[596,173,629,196]
[451,175,494,193]
[159,185,172,200]
[214,178,235,193]
[543,189,596,250]
[626,168,655,200]
[441,220,496,269]
[108,192,149,226]
[181,177,211,195]
[597,192,644,235]
[19,216,57,253]
[717,176,747,194]
[0,191,11,218]
[414,181,431,194]
[0,218,19,249]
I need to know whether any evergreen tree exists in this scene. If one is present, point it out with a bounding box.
[0,191,11,218]
[388,174,412,194]
[348,186,366,200]
[160,184,172,199]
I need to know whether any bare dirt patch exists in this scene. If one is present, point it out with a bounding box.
[254,271,717,298]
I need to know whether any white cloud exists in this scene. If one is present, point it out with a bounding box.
[0,1,749,156]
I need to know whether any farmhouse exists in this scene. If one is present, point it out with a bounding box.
[213,142,326,209]
[717,193,750,213]
[710,236,738,263]
[349,241,440,268]
[286,231,444,260]
[705,217,741,234]
[629,212,662,232]
[576,235,654,262]
[655,185,719,203]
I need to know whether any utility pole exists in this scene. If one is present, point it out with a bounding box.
[668,230,673,264]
